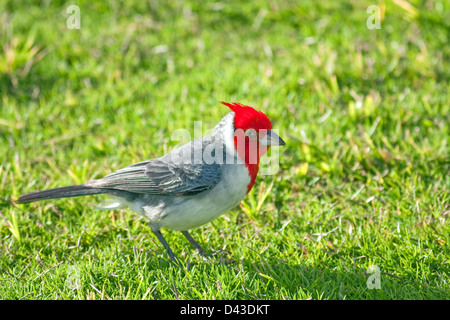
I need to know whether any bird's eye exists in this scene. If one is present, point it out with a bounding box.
[245,129,257,138]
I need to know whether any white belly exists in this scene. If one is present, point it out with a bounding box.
[138,164,250,231]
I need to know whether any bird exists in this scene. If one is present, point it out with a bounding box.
[16,101,285,263]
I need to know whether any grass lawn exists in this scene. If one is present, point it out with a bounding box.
[0,0,448,300]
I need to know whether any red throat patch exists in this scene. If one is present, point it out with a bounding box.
[245,163,259,194]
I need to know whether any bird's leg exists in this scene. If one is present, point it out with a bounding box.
[181,230,208,256]
[150,225,180,265]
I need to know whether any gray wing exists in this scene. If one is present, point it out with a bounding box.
[89,136,224,196]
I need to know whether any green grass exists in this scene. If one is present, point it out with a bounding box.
[0,0,449,300]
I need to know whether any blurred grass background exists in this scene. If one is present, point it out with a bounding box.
[0,0,448,299]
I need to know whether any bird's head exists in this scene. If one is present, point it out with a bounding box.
[220,101,285,167]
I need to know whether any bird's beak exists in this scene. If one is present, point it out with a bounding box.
[259,129,286,146]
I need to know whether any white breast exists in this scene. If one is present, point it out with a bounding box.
[153,164,250,231]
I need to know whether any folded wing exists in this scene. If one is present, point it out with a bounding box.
[89,137,224,196]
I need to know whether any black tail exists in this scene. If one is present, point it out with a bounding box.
[16,185,107,204]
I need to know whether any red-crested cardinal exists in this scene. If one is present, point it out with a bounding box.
[16,102,285,262]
